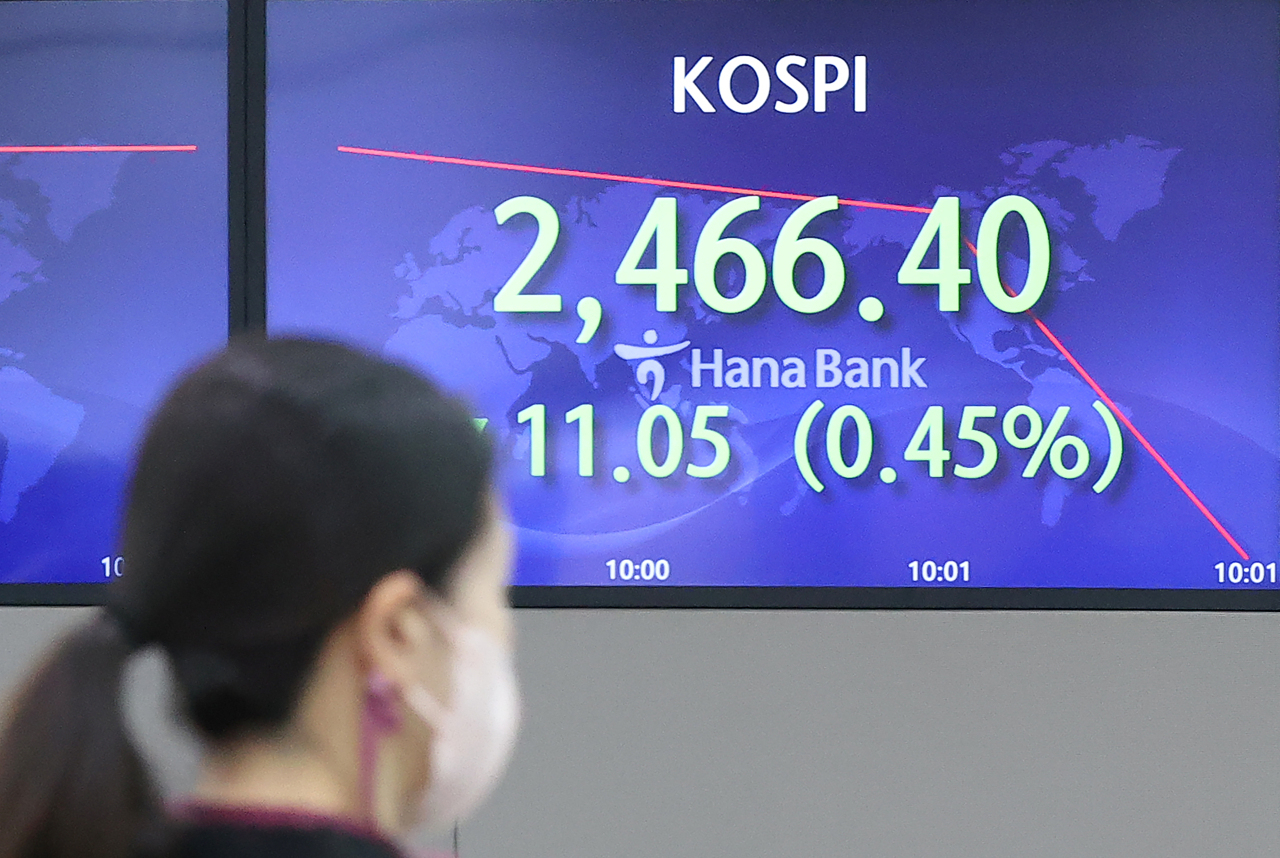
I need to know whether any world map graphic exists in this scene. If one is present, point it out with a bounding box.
[380,136,1179,544]
[0,148,129,525]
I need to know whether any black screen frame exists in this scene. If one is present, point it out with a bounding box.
[1,0,1276,611]
[10,586,1280,611]
[0,0,261,607]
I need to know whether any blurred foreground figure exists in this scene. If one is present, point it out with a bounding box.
[0,337,518,858]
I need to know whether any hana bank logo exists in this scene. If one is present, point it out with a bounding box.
[614,329,691,400]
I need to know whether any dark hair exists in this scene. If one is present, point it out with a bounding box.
[0,337,493,858]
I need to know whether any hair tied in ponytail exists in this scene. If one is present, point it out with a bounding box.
[0,613,164,858]
[172,647,242,729]
[173,648,241,698]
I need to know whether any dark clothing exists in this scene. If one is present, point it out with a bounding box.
[169,805,429,858]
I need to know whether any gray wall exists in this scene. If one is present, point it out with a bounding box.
[3,607,1279,857]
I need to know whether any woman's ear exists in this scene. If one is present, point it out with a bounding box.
[354,570,452,704]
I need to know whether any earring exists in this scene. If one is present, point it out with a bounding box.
[359,670,404,824]
[365,670,403,732]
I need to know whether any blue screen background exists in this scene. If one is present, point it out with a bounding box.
[0,1,228,584]
[266,1,1280,589]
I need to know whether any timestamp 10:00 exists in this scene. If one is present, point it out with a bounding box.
[1216,562,1277,585]
[607,559,671,582]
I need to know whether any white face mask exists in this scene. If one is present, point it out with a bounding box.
[402,619,521,832]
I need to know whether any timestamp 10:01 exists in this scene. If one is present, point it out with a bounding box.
[1216,561,1277,585]
[910,560,970,583]
[607,558,671,582]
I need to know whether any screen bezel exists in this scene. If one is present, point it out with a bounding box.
[5,583,1280,611]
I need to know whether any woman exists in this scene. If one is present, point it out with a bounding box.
[0,337,519,858]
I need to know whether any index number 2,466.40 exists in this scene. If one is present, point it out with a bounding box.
[491,193,1052,319]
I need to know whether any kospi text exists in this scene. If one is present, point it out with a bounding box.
[673,54,868,114]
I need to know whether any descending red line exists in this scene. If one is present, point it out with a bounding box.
[0,145,197,153]
[1034,316,1248,559]
[337,146,933,214]
[962,240,1249,560]
[338,143,1248,560]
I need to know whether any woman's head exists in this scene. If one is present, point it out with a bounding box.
[113,336,500,739]
[0,336,515,858]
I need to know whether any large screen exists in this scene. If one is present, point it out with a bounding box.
[0,1,228,590]
[267,0,1279,605]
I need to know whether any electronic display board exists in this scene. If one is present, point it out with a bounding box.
[266,1,1280,607]
[0,1,228,593]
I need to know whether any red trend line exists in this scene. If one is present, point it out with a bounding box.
[0,145,197,153]
[962,240,1249,560]
[339,143,1247,560]
[337,146,933,214]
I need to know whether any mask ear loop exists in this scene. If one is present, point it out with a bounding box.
[402,606,457,729]
[361,671,403,826]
